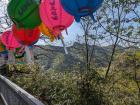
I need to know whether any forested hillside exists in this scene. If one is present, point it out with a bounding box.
[8,48,140,105]
[33,43,118,70]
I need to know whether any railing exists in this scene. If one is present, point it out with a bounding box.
[0,75,45,105]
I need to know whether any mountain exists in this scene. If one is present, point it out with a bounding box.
[33,43,124,71]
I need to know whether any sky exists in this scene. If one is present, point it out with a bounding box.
[37,22,84,46]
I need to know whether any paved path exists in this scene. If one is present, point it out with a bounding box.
[0,97,4,105]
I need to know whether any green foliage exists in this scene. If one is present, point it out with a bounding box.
[9,65,109,105]
[8,62,140,105]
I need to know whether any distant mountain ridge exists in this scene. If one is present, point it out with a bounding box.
[33,42,125,71]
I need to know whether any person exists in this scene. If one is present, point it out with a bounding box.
[0,53,8,76]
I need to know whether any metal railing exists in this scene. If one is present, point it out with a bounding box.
[0,75,45,105]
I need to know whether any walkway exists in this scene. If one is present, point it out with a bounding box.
[0,75,45,105]
[0,97,4,105]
